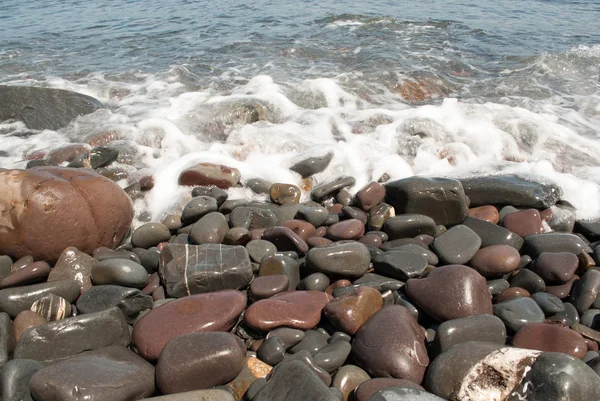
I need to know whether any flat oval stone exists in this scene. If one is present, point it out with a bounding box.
[288,329,329,355]
[156,332,246,394]
[327,219,365,241]
[131,223,171,249]
[306,242,371,278]
[358,234,383,248]
[0,312,14,366]
[462,216,524,250]
[311,176,356,201]
[387,244,438,265]
[266,328,305,349]
[132,290,246,361]
[29,346,155,401]
[513,323,587,358]
[296,204,329,227]
[290,152,334,178]
[331,364,371,401]
[354,378,424,401]
[139,389,235,401]
[494,287,531,303]
[259,254,300,291]
[523,233,591,259]
[299,272,330,291]
[467,205,499,224]
[493,297,545,332]
[352,305,428,383]
[383,214,437,240]
[181,196,219,224]
[223,227,252,246]
[314,340,352,373]
[246,239,277,263]
[531,292,565,315]
[469,245,520,277]
[509,269,546,294]
[531,251,579,284]
[406,265,492,322]
[251,275,289,300]
[0,261,51,289]
[431,225,481,265]
[282,220,317,242]
[262,226,309,254]
[270,183,301,205]
[570,269,600,314]
[503,209,544,238]
[245,291,331,331]
[30,293,71,321]
[257,336,285,365]
[434,314,507,354]
[546,275,578,299]
[372,251,428,281]
[0,358,42,401]
[13,310,47,342]
[324,287,382,335]
[178,163,241,189]
[190,212,229,245]
[91,258,149,288]
[0,280,80,318]
[369,387,447,401]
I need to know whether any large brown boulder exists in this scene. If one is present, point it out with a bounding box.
[0,167,133,263]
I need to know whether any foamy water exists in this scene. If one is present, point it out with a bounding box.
[1,2,599,223]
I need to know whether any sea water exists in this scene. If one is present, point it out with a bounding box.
[1,0,599,223]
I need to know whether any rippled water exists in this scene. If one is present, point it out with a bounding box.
[1,0,599,221]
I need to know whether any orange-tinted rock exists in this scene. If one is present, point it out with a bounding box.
[468,205,499,224]
[502,209,544,237]
[494,287,531,303]
[262,226,309,254]
[228,357,272,401]
[178,163,241,189]
[244,290,331,331]
[84,130,123,147]
[0,168,133,263]
[270,183,301,205]
[282,220,317,242]
[326,219,365,241]
[13,310,47,341]
[132,290,246,361]
[469,245,520,277]
[513,323,587,359]
[139,175,154,190]
[323,287,382,335]
[0,261,51,288]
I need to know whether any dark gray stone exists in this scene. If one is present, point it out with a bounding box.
[431,225,481,265]
[571,269,600,314]
[369,387,447,401]
[266,328,305,349]
[190,212,229,245]
[311,177,356,201]
[91,258,149,288]
[387,244,438,265]
[531,292,565,315]
[247,178,272,194]
[373,252,428,281]
[509,269,546,294]
[434,314,507,354]
[0,312,14,367]
[230,207,277,230]
[0,85,104,130]
[487,279,510,295]
[383,214,437,240]
[159,243,253,297]
[306,242,370,278]
[192,186,228,205]
[290,330,329,355]
[523,233,592,259]
[76,285,153,322]
[258,254,300,291]
[131,223,171,249]
[182,196,219,224]
[0,359,42,401]
[299,272,330,291]
[290,152,334,178]
[459,175,562,209]
[0,280,80,318]
[296,204,329,227]
[462,217,524,250]
[493,297,545,332]
[273,203,302,226]
[0,256,12,281]
[313,340,352,373]
[576,220,600,241]
[14,308,130,364]
[550,302,580,326]
[140,247,161,273]
[581,309,600,329]
[385,177,468,226]
[258,337,286,366]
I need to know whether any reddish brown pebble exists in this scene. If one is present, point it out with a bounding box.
[358,234,382,248]
[494,287,531,303]
[132,290,246,361]
[355,182,385,211]
[244,290,331,331]
[0,261,51,288]
[586,338,599,351]
[13,310,47,341]
[326,219,365,241]
[532,252,579,284]
[156,241,169,251]
[139,175,154,190]
[178,163,241,189]
[513,322,587,359]
[142,272,161,295]
[329,204,344,214]
[250,275,289,301]
[282,220,317,242]
[262,226,309,254]
[326,280,352,296]
[545,275,578,299]
[539,208,552,222]
[469,245,520,277]
[316,226,327,237]
[307,237,333,248]
[323,287,382,335]
[251,229,266,240]
[467,205,499,224]
[502,209,544,237]
[152,286,165,301]
[354,378,425,401]
[250,339,264,352]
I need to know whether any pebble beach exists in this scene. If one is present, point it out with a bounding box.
[1,0,600,400]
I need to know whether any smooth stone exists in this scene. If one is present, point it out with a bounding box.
[355,182,385,212]
[331,365,370,401]
[178,163,241,189]
[0,280,80,318]
[576,220,600,241]
[230,207,277,230]
[247,178,272,194]
[434,314,507,354]
[406,265,492,322]
[93,247,141,263]
[91,258,149,288]
[509,269,546,294]
[132,290,246,361]
[311,176,356,201]
[224,227,253,246]
[253,359,339,401]
[327,219,365,241]
[13,311,47,342]
[467,205,499,224]
[342,206,368,225]
[459,175,562,208]
[192,186,228,205]
[290,152,334,178]
[259,254,300,291]
[513,323,587,358]
[141,389,234,401]
[266,328,305,349]
[431,225,481,265]
[531,292,565,315]
[257,337,285,366]
[354,379,424,401]
[11,256,33,273]
[270,183,301,205]
[352,305,428,383]
[493,297,545,332]
[353,273,404,289]
[245,291,330,331]
[523,233,591,259]
[29,346,154,401]
[372,251,428,281]
[324,287,382,335]
[314,340,352,373]
[516,352,600,401]
[14,307,130,364]
[387,244,438,265]
[581,309,600,329]
[219,199,250,214]
[487,278,510,295]
[273,203,301,226]
[368,203,395,231]
[156,332,246,394]
[382,214,437,240]
[162,213,183,231]
[282,220,317,242]
[0,312,14,367]
[160,244,253,297]
[502,209,544,238]
[279,349,332,386]
[190,211,229,244]
[306,242,371,278]
[0,358,42,401]
[462,216,524,250]
[337,188,353,207]
[139,248,161,274]
[0,261,51,288]
[263,226,309,254]
[532,252,579,284]
[251,275,289,300]
[550,302,580,326]
[297,204,329,227]
[131,223,171,249]
[299,272,330,291]
[570,269,600,314]
[358,235,383,248]
[385,177,468,226]
[368,387,447,401]
[76,285,152,322]
[246,240,277,263]
[469,245,520,277]
[545,275,579,299]
[30,294,71,321]
[182,196,219,224]
[0,256,12,280]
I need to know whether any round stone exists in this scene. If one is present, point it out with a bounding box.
[493,297,545,332]
[324,287,383,335]
[331,365,371,401]
[13,310,47,341]
[431,225,482,265]
[257,336,286,366]
[178,163,241,189]
[355,182,386,212]
[327,220,365,241]
[246,240,277,263]
[502,209,544,237]
[469,245,520,277]
[513,323,587,358]
[131,223,171,249]
[224,227,252,245]
[494,287,530,303]
[91,259,149,288]
[190,212,229,245]
[251,275,289,300]
[182,196,219,224]
[531,252,579,284]
[467,205,499,224]
[282,220,317,242]
[299,272,330,291]
[306,242,370,278]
